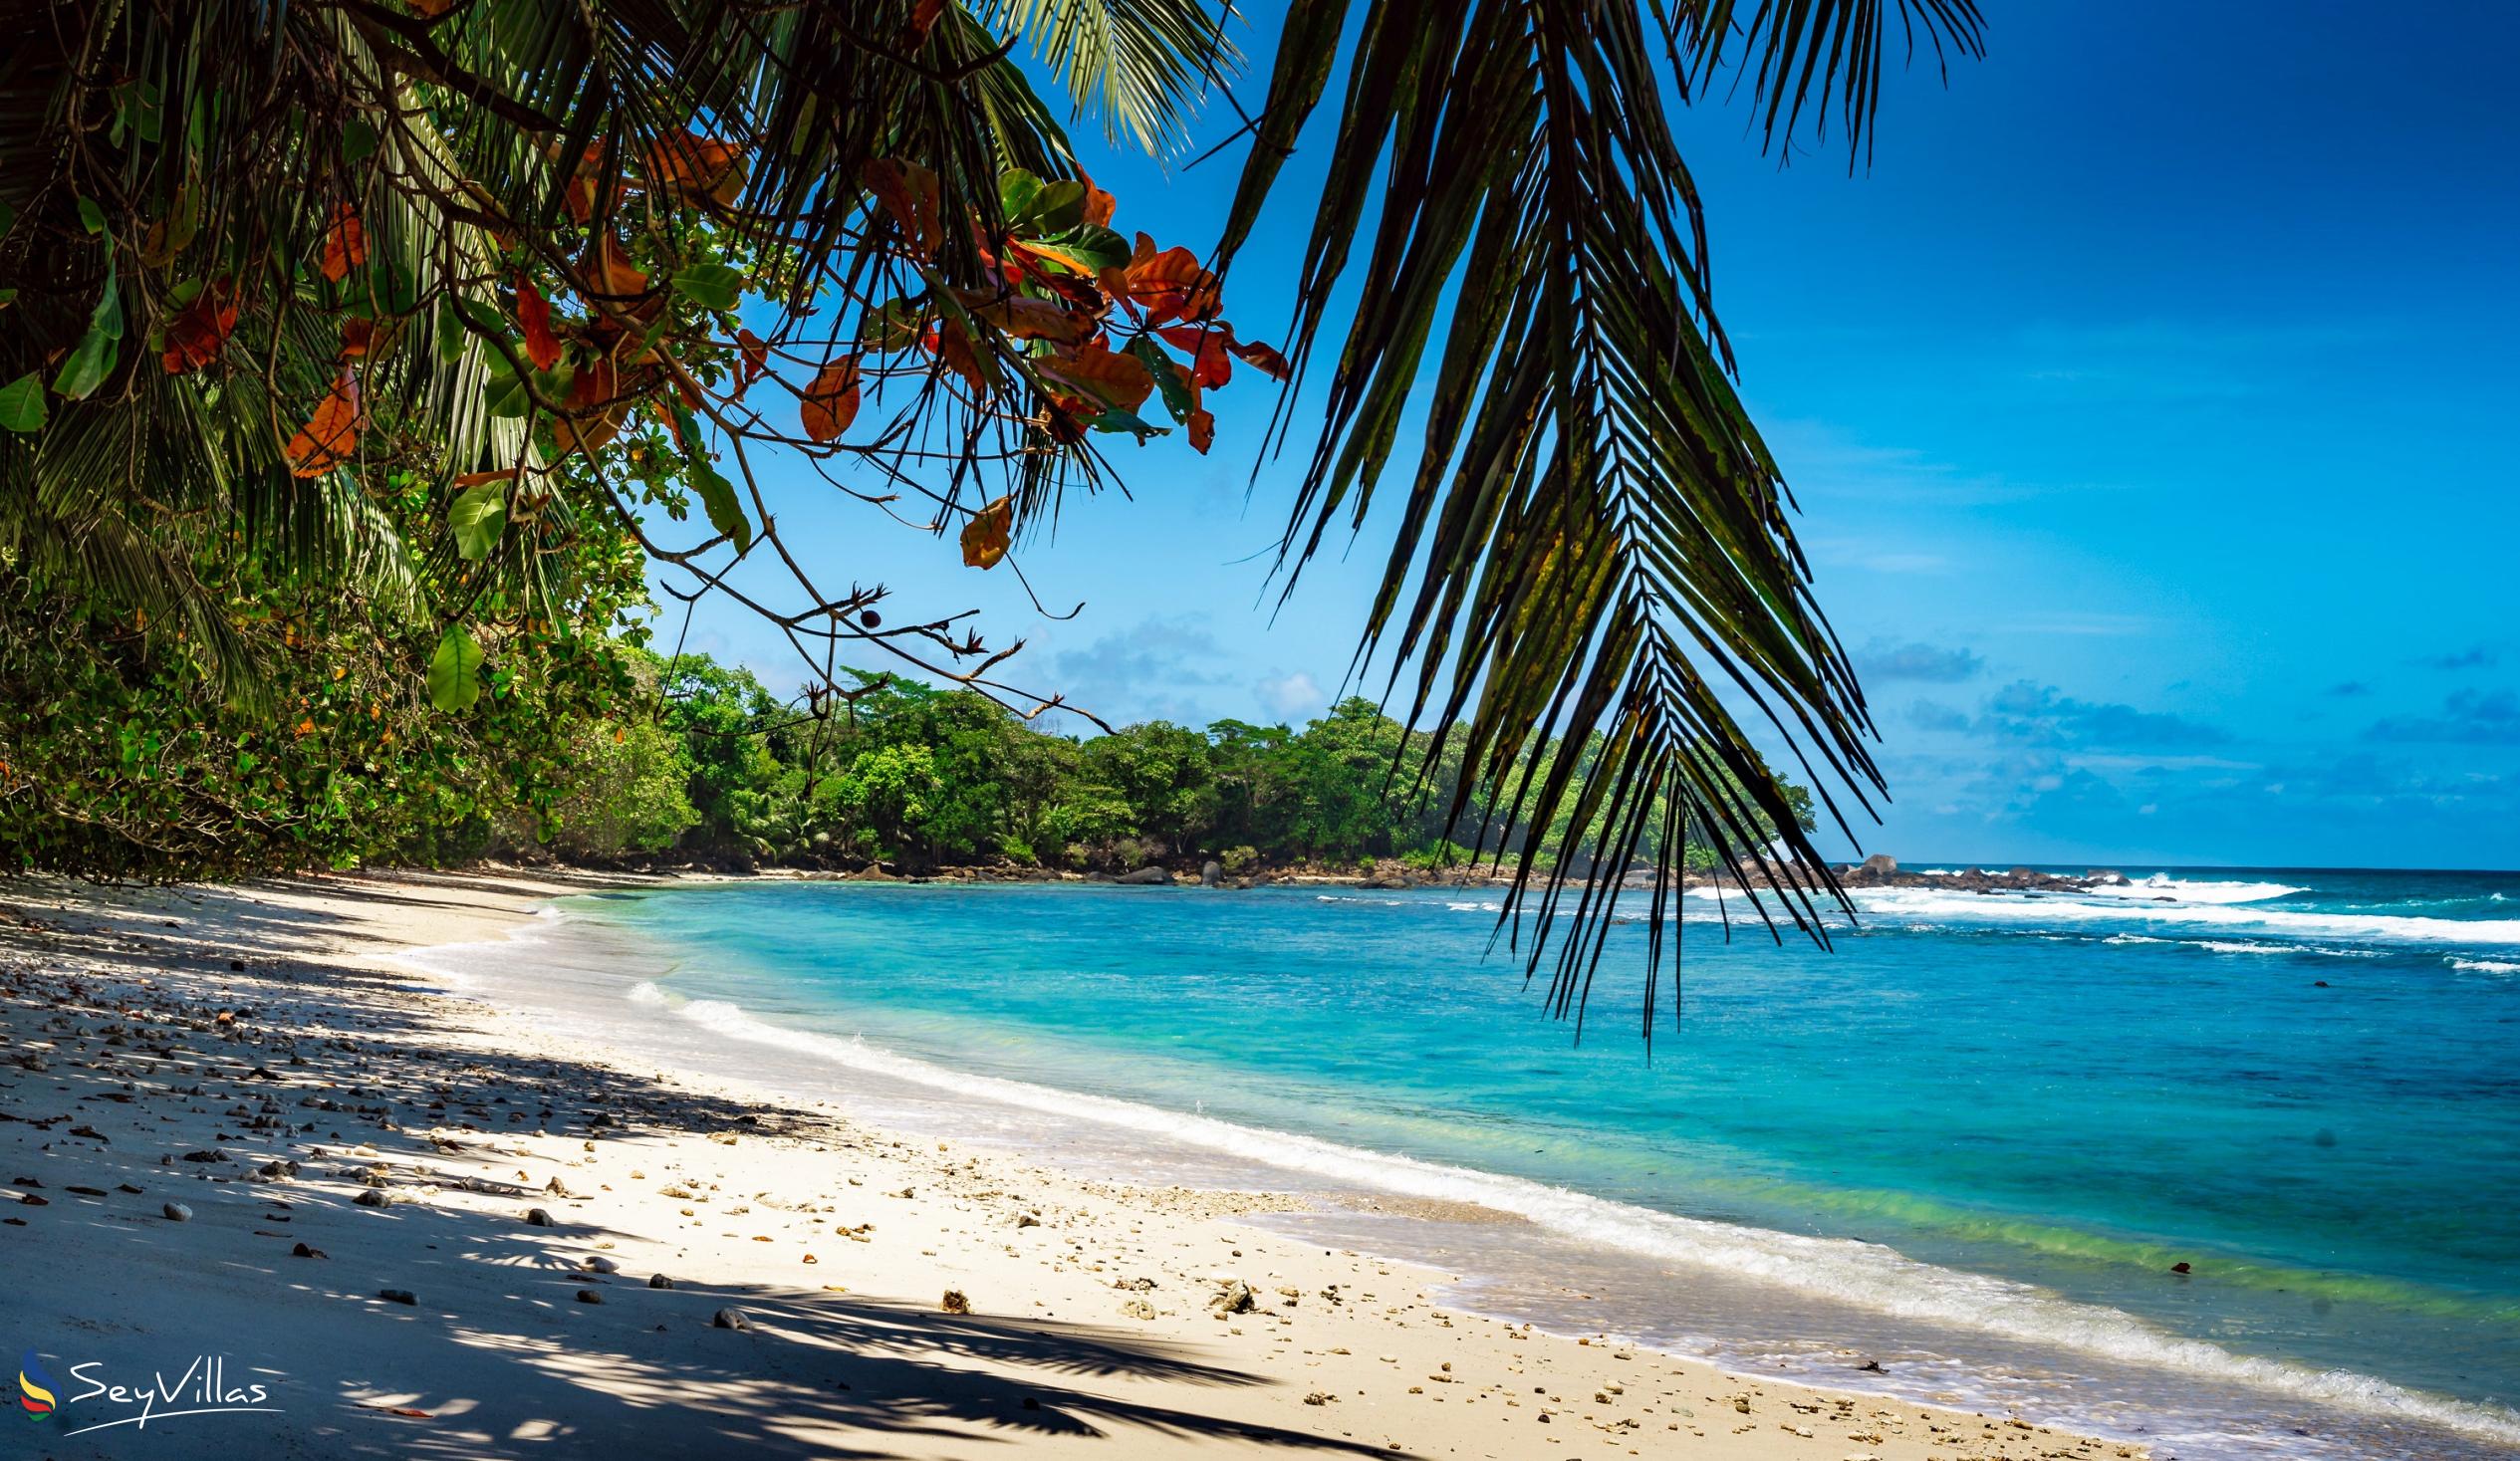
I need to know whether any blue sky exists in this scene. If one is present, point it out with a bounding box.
[685,1,2518,871]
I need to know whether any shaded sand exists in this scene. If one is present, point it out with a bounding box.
[0,868,2140,1459]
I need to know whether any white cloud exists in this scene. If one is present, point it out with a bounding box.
[1255,671,1327,723]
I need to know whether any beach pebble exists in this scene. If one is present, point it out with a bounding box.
[648,1274,675,1290]
[575,1289,604,1305]
[584,1255,621,1274]
[525,1206,554,1226]
[292,1242,327,1259]
[354,1188,387,1207]
[711,1308,748,1331]
[1120,1299,1156,1321]
[161,1202,193,1221]
[378,1289,416,1306]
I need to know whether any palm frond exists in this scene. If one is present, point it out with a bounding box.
[971,0,1240,155]
[1220,0,1982,1039]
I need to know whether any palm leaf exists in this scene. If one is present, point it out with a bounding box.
[1219,0,1983,1040]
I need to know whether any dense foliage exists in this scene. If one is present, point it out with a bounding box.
[622,657,1814,876]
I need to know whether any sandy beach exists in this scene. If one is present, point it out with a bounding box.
[0,868,2135,1460]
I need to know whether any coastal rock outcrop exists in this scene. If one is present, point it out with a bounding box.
[1114,866,1173,886]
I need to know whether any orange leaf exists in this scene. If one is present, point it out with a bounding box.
[644,133,748,207]
[588,235,649,298]
[960,495,1013,570]
[551,141,608,223]
[159,279,238,374]
[1122,233,1217,325]
[320,203,368,284]
[863,157,943,259]
[735,329,769,390]
[951,288,1088,343]
[799,358,863,442]
[405,0,455,16]
[1036,343,1153,414]
[1077,168,1118,228]
[339,317,376,361]
[284,371,363,477]
[931,321,988,396]
[449,468,514,489]
[517,277,562,369]
[293,718,317,736]
[1188,407,1216,454]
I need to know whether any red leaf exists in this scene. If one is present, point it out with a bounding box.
[863,158,943,260]
[320,203,367,284]
[799,357,863,442]
[734,328,770,398]
[1156,325,1233,389]
[285,371,364,476]
[159,279,238,374]
[339,317,376,361]
[517,277,562,370]
[898,0,947,50]
[1188,407,1216,454]
[1226,335,1291,380]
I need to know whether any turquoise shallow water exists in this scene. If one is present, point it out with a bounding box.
[451,867,2520,1459]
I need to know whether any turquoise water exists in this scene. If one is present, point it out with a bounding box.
[486,868,2520,1458]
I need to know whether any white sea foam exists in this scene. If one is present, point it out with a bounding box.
[634,982,2520,1450]
[2448,958,2520,974]
[2086,874,2307,904]
[1805,885,2520,949]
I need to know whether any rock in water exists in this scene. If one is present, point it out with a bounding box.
[161,1202,193,1222]
[1115,866,1172,885]
[1861,852,1898,875]
[1200,860,1223,887]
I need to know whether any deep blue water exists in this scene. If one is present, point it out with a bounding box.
[500,866,2520,1458]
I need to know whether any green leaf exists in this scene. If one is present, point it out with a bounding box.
[1047,223,1129,271]
[998,169,1045,223]
[481,359,531,418]
[77,196,107,235]
[427,624,485,712]
[1027,180,1087,235]
[435,301,465,363]
[671,262,743,313]
[52,332,118,399]
[860,298,927,350]
[0,371,47,432]
[1129,336,1193,423]
[1086,406,1166,437]
[449,482,509,560]
[690,455,745,554]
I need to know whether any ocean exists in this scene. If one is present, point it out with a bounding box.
[411,866,2520,1460]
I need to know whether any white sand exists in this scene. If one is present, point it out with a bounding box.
[0,868,2138,1459]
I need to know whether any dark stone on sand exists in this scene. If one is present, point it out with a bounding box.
[649,1274,675,1290]
[525,1206,554,1226]
[378,1289,417,1305]
[712,1308,749,1330]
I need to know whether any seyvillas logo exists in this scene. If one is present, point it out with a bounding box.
[16,1352,281,1437]
[18,1351,55,1419]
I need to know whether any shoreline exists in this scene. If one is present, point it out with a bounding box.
[0,867,2131,1458]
